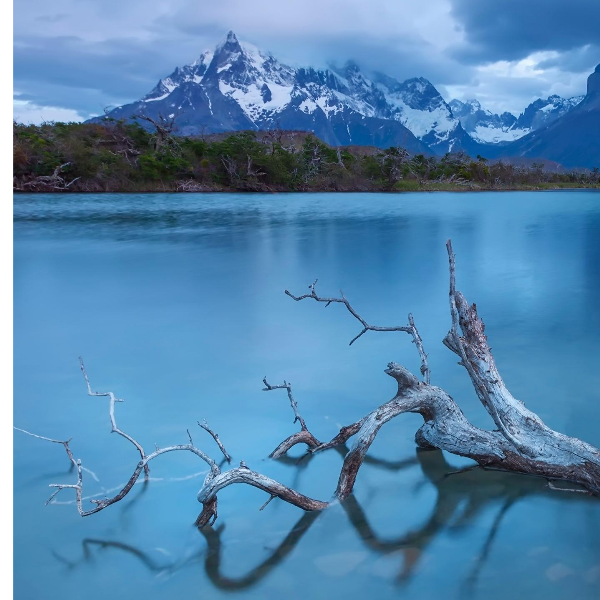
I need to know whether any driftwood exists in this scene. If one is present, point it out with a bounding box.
[16,240,600,530]
[14,162,81,191]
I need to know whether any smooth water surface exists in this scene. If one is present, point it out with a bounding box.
[14,191,600,599]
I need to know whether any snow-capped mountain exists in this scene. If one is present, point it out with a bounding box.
[449,95,584,145]
[96,31,477,154]
[498,65,600,169]
[512,94,584,131]
[96,31,591,161]
[371,73,466,152]
[449,99,525,144]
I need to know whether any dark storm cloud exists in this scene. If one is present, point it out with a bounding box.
[15,35,169,99]
[13,30,210,118]
[537,45,600,73]
[450,0,600,63]
[12,0,599,121]
[262,34,472,89]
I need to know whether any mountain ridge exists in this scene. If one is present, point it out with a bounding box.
[449,94,584,145]
[94,31,597,167]
[95,31,474,155]
[496,64,600,168]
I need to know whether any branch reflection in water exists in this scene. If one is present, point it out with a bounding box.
[51,448,595,591]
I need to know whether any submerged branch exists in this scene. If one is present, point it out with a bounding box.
[19,241,600,532]
[49,440,220,517]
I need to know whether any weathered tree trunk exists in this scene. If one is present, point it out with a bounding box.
[195,241,599,524]
[16,241,600,529]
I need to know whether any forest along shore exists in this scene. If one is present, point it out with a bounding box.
[13,121,600,193]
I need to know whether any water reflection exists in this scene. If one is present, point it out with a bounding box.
[50,449,595,592]
[15,192,600,599]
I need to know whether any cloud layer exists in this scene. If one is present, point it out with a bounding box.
[14,0,599,123]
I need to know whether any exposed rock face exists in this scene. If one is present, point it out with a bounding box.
[449,95,583,145]
[92,31,484,154]
[92,33,596,165]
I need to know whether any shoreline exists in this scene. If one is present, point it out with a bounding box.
[14,123,600,195]
[13,184,600,195]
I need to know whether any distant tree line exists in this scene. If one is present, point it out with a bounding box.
[13,118,600,193]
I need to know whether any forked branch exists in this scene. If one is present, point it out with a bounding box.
[285,280,430,382]
[79,357,150,479]
[262,378,321,458]
[48,440,220,517]
[199,419,232,463]
[14,427,75,466]
[14,427,99,482]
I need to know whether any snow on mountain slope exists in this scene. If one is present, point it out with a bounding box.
[469,124,526,144]
[144,50,214,103]
[97,32,459,152]
[449,99,527,144]
[449,95,584,145]
[498,65,600,169]
[513,94,584,131]
[95,31,585,157]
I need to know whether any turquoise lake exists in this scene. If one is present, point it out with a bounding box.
[13,191,600,599]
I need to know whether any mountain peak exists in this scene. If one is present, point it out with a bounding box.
[343,59,360,73]
[404,76,430,86]
[463,99,482,112]
[215,30,242,56]
[98,31,590,161]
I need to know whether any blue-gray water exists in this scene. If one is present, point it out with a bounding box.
[14,191,600,599]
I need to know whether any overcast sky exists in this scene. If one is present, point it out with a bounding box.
[13,0,600,123]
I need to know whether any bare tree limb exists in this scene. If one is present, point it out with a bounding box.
[307,419,366,454]
[285,281,430,384]
[14,427,75,466]
[198,419,231,463]
[79,357,150,479]
[133,112,180,154]
[262,377,324,458]
[262,378,307,431]
[259,494,277,511]
[15,162,81,192]
[408,313,430,384]
[268,430,322,459]
[285,280,411,345]
[49,436,220,517]
[197,465,328,514]
[14,427,99,481]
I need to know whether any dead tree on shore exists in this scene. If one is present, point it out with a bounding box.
[132,112,180,154]
[16,241,600,529]
[14,162,81,192]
